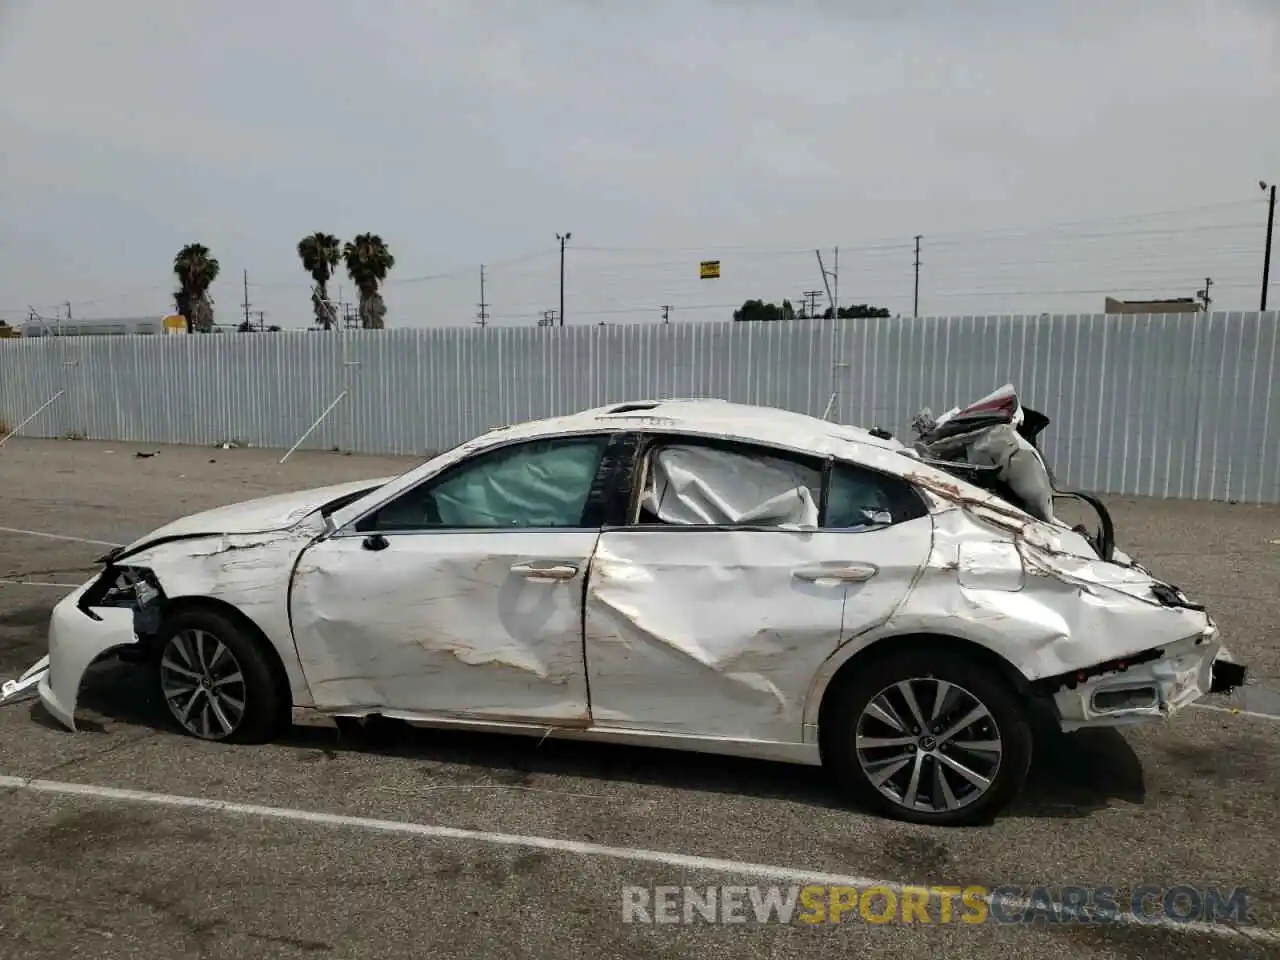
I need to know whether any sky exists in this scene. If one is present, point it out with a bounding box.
[0,0,1277,329]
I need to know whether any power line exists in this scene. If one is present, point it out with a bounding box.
[9,201,1272,319]
[568,197,1263,255]
[19,218,1263,309]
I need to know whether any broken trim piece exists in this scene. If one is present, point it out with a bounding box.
[1037,647,1165,694]
[0,655,49,704]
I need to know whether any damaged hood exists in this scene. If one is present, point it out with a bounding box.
[119,477,393,553]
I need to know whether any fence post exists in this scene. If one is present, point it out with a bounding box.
[280,390,349,464]
[0,389,66,448]
[279,329,360,463]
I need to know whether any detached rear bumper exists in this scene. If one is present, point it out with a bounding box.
[1052,626,1244,732]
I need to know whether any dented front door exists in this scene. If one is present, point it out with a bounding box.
[289,531,599,723]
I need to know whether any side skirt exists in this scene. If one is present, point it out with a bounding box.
[295,708,822,766]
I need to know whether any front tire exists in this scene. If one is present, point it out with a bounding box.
[153,607,285,744]
[823,649,1033,826]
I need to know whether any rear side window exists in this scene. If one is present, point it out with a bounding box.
[637,442,822,528]
[824,462,928,530]
[624,436,925,533]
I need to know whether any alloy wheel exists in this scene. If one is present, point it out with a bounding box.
[159,628,248,740]
[854,677,1004,814]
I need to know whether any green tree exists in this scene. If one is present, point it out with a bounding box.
[822,304,891,319]
[297,232,342,330]
[173,243,220,333]
[342,233,395,329]
[732,298,796,322]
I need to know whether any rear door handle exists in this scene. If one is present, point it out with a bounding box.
[510,562,580,582]
[793,563,879,584]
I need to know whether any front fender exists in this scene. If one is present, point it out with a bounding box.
[123,529,318,709]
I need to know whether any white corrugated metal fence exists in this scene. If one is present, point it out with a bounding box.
[1,312,1277,503]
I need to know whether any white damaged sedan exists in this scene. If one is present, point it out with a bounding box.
[1,392,1247,825]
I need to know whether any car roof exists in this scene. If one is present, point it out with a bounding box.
[476,397,919,475]
[329,397,1034,532]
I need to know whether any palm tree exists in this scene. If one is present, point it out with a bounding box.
[341,233,395,329]
[297,232,342,330]
[173,244,220,333]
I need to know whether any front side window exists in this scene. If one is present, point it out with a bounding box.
[358,436,609,531]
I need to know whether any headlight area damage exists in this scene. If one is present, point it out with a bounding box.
[0,521,313,729]
[0,561,168,725]
[912,477,1247,732]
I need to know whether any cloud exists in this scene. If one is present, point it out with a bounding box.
[1,0,1277,326]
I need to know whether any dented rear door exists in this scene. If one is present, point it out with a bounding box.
[583,525,928,742]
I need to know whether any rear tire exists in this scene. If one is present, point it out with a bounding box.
[823,649,1033,826]
[152,607,286,744]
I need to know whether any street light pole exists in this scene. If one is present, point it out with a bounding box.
[556,232,572,327]
[1261,181,1276,312]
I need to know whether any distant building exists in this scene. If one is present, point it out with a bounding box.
[19,315,173,337]
[1103,297,1202,315]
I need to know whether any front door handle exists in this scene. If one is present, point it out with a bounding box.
[792,563,878,584]
[510,562,579,583]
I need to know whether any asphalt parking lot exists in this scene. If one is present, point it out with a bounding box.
[0,436,1277,960]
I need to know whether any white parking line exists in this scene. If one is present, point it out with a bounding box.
[0,773,1272,944]
[1191,702,1280,721]
[0,526,122,547]
[0,579,80,589]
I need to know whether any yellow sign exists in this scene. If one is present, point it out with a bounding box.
[699,260,721,279]
[163,314,187,334]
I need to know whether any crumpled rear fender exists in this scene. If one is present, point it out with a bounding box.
[802,504,1215,730]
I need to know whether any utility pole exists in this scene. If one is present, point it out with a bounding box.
[1261,181,1276,311]
[913,235,922,317]
[64,301,73,322]
[476,264,490,328]
[1197,277,1214,313]
[833,246,839,319]
[802,290,822,318]
[556,232,572,327]
[660,304,671,324]
[242,269,251,327]
[816,249,838,317]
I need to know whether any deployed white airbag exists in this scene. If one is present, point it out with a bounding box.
[640,445,821,528]
[968,423,1056,523]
